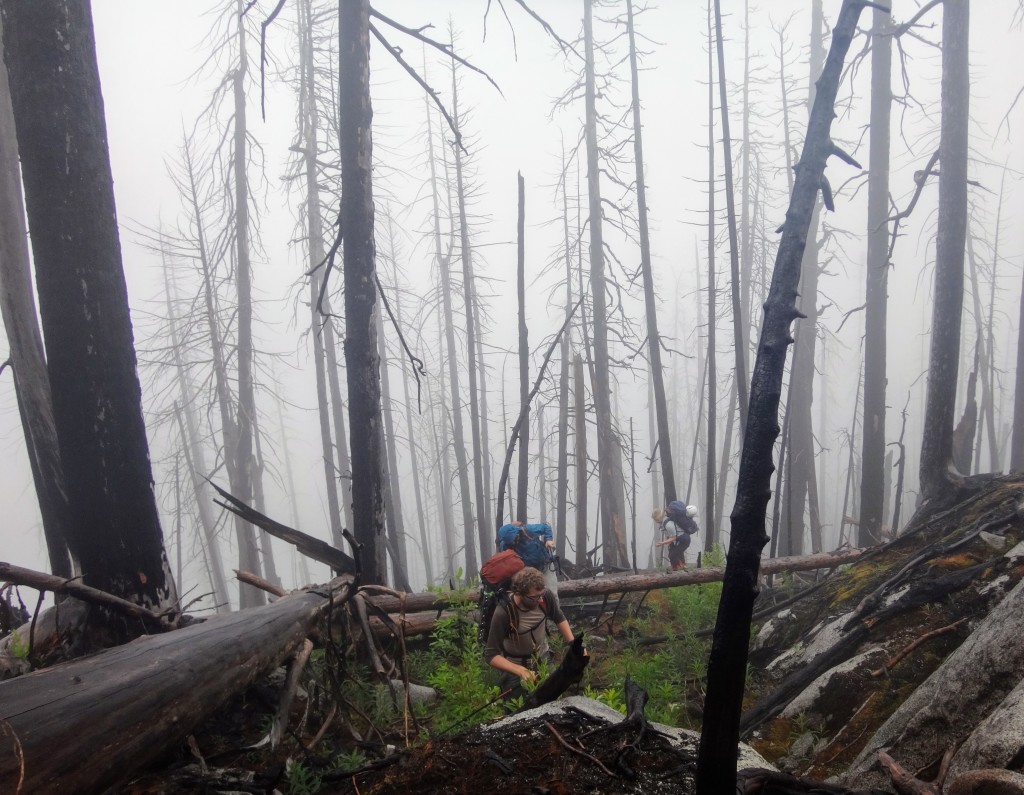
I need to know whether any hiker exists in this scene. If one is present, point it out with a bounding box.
[497,520,559,593]
[654,500,700,570]
[484,567,581,702]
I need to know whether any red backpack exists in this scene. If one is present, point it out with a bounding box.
[480,549,524,586]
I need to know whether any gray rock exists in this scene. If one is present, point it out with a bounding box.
[481,694,774,771]
[947,674,1024,777]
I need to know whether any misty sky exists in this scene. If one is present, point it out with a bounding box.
[1,1,1022,597]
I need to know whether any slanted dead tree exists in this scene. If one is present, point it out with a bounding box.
[696,1,882,790]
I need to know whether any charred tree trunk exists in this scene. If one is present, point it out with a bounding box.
[339,0,385,583]
[516,172,531,523]
[574,353,589,568]
[780,0,825,559]
[714,0,750,436]
[704,1,718,551]
[919,0,969,502]
[298,0,344,548]
[555,148,574,562]
[696,2,876,789]
[0,25,72,579]
[583,0,628,568]
[627,0,676,504]
[858,4,892,546]
[450,61,492,564]
[230,0,264,607]
[1,0,177,614]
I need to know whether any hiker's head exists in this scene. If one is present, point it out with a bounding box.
[511,567,545,601]
[651,508,666,524]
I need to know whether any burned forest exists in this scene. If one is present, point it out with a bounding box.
[2,0,1024,793]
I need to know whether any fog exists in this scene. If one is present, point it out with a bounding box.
[1,0,1022,602]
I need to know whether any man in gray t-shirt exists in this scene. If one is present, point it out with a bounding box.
[484,567,577,702]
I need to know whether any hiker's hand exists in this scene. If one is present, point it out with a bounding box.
[545,540,555,549]
[517,666,536,683]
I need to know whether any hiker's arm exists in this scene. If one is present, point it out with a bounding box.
[488,654,536,683]
[556,619,574,643]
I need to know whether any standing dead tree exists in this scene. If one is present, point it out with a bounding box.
[1,0,179,622]
[696,1,881,790]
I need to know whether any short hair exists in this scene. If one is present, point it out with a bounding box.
[511,567,545,595]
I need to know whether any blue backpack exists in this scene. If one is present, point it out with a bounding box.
[496,522,552,570]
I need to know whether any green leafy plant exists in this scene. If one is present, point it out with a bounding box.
[333,749,368,773]
[284,758,322,795]
[583,684,626,715]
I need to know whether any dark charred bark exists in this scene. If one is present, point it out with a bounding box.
[339,0,385,583]
[696,2,879,790]
[1,0,177,613]
[0,24,72,579]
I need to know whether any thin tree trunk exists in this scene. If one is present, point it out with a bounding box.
[377,283,412,592]
[627,0,675,504]
[714,0,749,436]
[780,0,825,559]
[859,3,892,546]
[696,1,873,786]
[396,288,432,585]
[433,312,458,578]
[516,172,531,524]
[450,58,491,564]
[339,0,385,583]
[574,353,588,568]
[983,177,1005,471]
[919,0,970,501]
[715,379,737,539]
[555,147,574,562]
[163,253,229,610]
[704,0,718,552]
[230,0,264,607]
[298,0,344,548]
[583,0,628,568]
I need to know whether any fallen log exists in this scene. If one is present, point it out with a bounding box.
[366,548,864,614]
[0,574,354,795]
